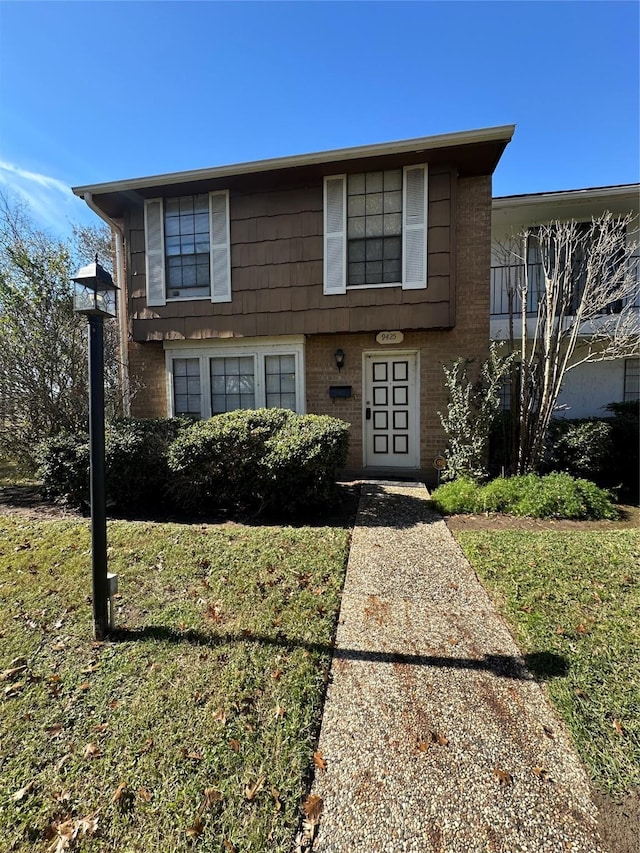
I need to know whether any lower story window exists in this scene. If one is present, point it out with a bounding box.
[173,358,201,417]
[624,358,639,402]
[211,356,255,413]
[168,342,303,418]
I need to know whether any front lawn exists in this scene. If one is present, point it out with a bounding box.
[0,516,350,852]
[454,529,640,795]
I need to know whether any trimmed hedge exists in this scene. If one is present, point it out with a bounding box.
[38,418,186,511]
[167,409,350,514]
[37,410,350,518]
[430,473,618,520]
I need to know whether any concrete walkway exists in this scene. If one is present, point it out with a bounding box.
[309,482,603,853]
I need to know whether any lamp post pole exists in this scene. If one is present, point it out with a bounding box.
[73,257,118,641]
[88,313,109,640]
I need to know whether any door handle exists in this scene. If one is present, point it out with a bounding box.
[366,407,371,420]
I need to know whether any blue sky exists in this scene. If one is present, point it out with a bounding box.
[0,1,638,237]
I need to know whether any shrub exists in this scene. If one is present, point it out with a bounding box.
[37,418,187,511]
[167,409,350,515]
[37,433,89,508]
[428,478,480,515]
[544,419,612,481]
[430,473,618,520]
[166,408,294,511]
[262,414,350,513]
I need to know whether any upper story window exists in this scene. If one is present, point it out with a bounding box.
[164,195,210,299]
[323,165,428,296]
[144,192,231,307]
[347,170,402,286]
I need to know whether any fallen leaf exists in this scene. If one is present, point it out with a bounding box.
[302,793,323,823]
[55,753,73,771]
[137,787,152,802]
[417,740,430,752]
[52,789,71,803]
[431,731,449,746]
[229,738,240,752]
[273,704,286,719]
[575,624,589,635]
[4,681,24,697]
[271,668,283,680]
[271,786,282,811]
[613,718,624,735]
[223,841,236,853]
[51,642,65,652]
[139,738,154,754]
[94,723,109,733]
[110,782,128,803]
[182,749,203,761]
[12,780,36,801]
[244,776,265,801]
[494,768,513,786]
[78,682,91,692]
[202,787,223,808]
[46,723,63,739]
[185,815,203,841]
[82,663,100,674]
[555,626,565,635]
[542,725,555,739]
[213,707,227,725]
[313,750,327,772]
[1,664,27,681]
[533,766,549,781]
[83,742,102,759]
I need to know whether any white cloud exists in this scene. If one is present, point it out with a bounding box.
[0,158,93,237]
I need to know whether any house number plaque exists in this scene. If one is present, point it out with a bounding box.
[375,331,404,344]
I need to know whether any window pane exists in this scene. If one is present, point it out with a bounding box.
[384,191,402,214]
[365,215,383,237]
[280,394,296,410]
[366,172,383,193]
[383,236,402,260]
[348,195,365,217]
[210,356,256,414]
[173,358,201,417]
[366,239,383,261]
[384,169,402,191]
[266,373,280,392]
[384,213,402,236]
[265,355,297,410]
[348,173,365,194]
[280,355,295,373]
[348,216,365,239]
[365,193,383,215]
[164,195,211,297]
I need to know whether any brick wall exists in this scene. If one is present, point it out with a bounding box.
[128,341,167,418]
[306,176,492,479]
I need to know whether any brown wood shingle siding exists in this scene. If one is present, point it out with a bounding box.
[127,167,455,341]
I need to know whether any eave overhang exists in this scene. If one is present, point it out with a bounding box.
[73,124,515,219]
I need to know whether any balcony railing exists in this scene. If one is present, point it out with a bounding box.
[490,261,640,317]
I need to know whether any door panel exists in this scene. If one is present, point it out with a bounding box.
[364,353,418,468]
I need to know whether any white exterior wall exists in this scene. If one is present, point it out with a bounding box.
[491,185,639,418]
[554,359,626,419]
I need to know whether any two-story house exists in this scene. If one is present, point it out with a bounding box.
[73,125,514,479]
[491,184,640,417]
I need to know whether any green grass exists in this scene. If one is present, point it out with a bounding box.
[454,529,640,794]
[0,456,37,487]
[0,516,350,852]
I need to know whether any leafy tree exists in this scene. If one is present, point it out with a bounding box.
[0,194,120,470]
[438,343,514,481]
[495,214,639,472]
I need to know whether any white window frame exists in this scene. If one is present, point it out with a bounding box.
[144,191,231,306]
[323,165,428,294]
[164,336,306,418]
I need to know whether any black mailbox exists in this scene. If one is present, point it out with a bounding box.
[329,385,352,399]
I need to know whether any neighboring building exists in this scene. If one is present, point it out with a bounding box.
[491,184,640,417]
[73,125,514,479]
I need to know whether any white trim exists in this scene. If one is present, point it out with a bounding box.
[165,337,306,417]
[361,349,421,470]
[209,190,232,303]
[323,174,347,295]
[73,125,515,197]
[494,184,640,209]
[144,198,166,307]
[402,164,428,290]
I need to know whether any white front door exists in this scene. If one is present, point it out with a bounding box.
[364,352,419,469]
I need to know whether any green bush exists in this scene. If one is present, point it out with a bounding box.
[262,414,350,513]
[431,473,618,520]
[37,419,186,511]
[545,419,613,481]
[37,433,89,507]
[167,409,349,515]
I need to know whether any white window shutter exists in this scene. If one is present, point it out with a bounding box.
[144,199,166,306]
[402,165,428,290]
[210,191,231,303]
[323,175,347,295]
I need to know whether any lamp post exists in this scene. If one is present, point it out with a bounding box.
[72,257,118,640]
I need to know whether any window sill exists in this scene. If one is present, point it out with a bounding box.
[347,282,402,291]
[166,294,212,302]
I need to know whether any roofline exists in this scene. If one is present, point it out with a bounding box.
[493,183,640,208]
[72,124,515,197]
